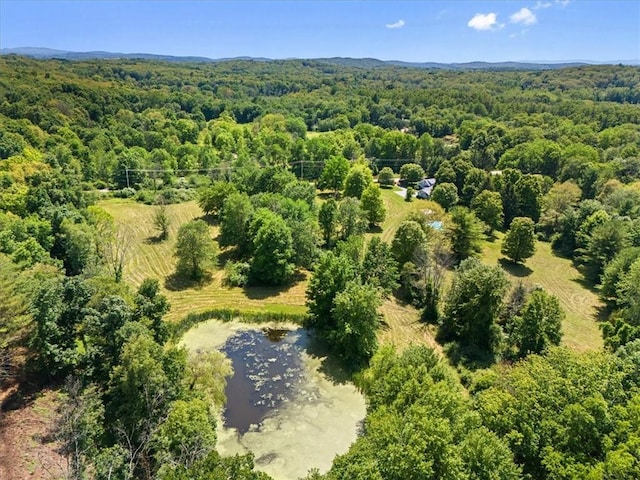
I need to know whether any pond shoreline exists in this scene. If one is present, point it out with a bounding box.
[181,319,366,480]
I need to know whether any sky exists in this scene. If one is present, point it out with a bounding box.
[1,0,639,63]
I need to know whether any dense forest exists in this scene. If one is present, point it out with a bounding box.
[1,54,639,479]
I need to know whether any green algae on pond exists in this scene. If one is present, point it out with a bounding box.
[181,320,366,480]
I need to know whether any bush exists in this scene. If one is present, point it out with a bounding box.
[405,187,415,202]
[224,261,251,287]
[117,187,136,198]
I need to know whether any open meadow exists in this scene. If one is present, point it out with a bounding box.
[481,233,604,351]
[101,191,603,352]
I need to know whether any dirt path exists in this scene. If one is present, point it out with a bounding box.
[0,383,65,480]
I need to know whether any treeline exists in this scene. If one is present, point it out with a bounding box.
[2,56,640,479]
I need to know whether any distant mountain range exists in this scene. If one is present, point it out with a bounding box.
[2,47,638,70]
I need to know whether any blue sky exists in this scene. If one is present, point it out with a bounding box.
[1,1,638,62]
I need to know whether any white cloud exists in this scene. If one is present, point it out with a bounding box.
[556,0,571,6]
[510,7,537,25]
[386,19,405,29]
[534,1,552,9]
[467,13,499,31]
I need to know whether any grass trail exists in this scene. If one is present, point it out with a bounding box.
[481,233,603,351]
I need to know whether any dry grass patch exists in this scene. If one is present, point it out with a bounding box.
[481,233,603,351]
[378,298,440,353]
[99,199,308,323]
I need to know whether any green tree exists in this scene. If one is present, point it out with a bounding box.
[198,181,237,218]
[219,192,253,252]
[318,155,350,196]
[250,213,295,285]
[405,186,415,202]
[305,251,358,332]
[515,174,543,222]
[318,198,338,247]
[362,237,399,295]
[377,166,395,188]
[511,289,564,357]
[29,277,93,376]
[391,220,427,267]
[134,278,170,344]
[399,163,425,183]
[448,207,484,263]
[175,220,217,279]
[578,219,629,283]
[153,202,170,241]
[501,216,536,264]
[153,399,217,473]
[337,197,368,240]
[430,182,459,211]
[360,184,386,227]
[329,281,382,366]
[344,164,374,199]
[471,190,504,234]
[441,258,509,356]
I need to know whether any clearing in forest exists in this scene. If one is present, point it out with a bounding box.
[481,233,604,351]
[99,199,308,323]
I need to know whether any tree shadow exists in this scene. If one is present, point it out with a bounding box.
[217,248,241,268]
[198,214,220,226]
[145,234,166,244]
[440,340,497,371]
[368,225,383,234]
[164,271,213,291]
[304,333,355,385]
[317,191,340,201]
[571,276,599,294]
[242,271,307,300]
[595,303,613,323]
[498,258,533,277]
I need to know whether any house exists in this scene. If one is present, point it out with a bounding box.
[416,177,436,199]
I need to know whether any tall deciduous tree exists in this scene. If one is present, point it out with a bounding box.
[318,155,350,196]
[399,163,425,183]
[360,184,386,227]
[250,213,295,285]
[318,198,338,247]
[511,289,564,357]
[431,182,459,211]
[219,192,253,252]
[472,190,504,234]
[501,216,536,264]
[448,207,484,263]
[441,258,509,355]
[175,220,217,279]
[391,220,427,267]
[305,251,358,332]
[329,281,382,366]
[362,237,399,295]
[337,197,368,241]
[198,181,238,218]
[344,164,374,199]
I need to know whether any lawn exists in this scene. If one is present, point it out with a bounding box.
[481,233,603,351]
[99,198,308,323]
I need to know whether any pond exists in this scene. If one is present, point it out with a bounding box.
[181,320,366,480]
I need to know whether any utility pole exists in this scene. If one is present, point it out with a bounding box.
[301,159,304,180]
[125,166,130,188]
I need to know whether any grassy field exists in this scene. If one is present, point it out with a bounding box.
[99,199,308,323]
[481,233,603,351]
[100,193,603,352]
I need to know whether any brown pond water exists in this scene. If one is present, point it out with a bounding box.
[220,328,309,433]
[181,320,366,480]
